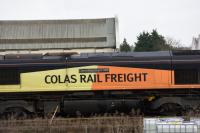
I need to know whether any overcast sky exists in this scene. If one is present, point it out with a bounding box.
[0,0,200,47]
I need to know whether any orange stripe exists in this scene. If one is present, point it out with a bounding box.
[92,66,171,90]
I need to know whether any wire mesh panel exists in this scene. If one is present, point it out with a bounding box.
[156,123,198,133]
[191,118,200,132]
[143,118,158,133]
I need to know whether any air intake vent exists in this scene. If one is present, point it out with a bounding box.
[172,50,200,56]
[0,68,20,84]
[175,69,199,84]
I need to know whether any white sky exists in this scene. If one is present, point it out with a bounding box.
[0,0,200,47]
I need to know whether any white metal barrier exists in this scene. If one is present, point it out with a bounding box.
[157,122,197,133]
[144,117,199,133]
[144,118,158,133]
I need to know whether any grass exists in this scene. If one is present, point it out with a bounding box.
[0,116,143,133]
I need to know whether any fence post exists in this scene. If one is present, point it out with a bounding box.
[85,125,88,133]
[49,105,59,125]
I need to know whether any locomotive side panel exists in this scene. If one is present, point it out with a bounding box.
[0,51,199,117]
[3,65,172,92]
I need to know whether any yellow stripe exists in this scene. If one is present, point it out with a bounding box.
[20,65,98,92]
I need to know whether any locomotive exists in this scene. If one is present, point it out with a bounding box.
[0,50,200,118]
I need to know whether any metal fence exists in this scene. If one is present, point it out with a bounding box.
[144,117,200,133]
[0,117,143,133]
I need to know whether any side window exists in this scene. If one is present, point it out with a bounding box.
[174,69,199,84]
[0,68,20,84]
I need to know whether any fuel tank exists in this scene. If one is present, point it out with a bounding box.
[63,99,140,115]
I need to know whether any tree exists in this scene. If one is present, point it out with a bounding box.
[134,30,170,51]
[166,37,181,48]
[165,37,189,50]
[120,38,131,52]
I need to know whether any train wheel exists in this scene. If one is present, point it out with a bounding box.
[158,103,182,116]
[2,107,28,120]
